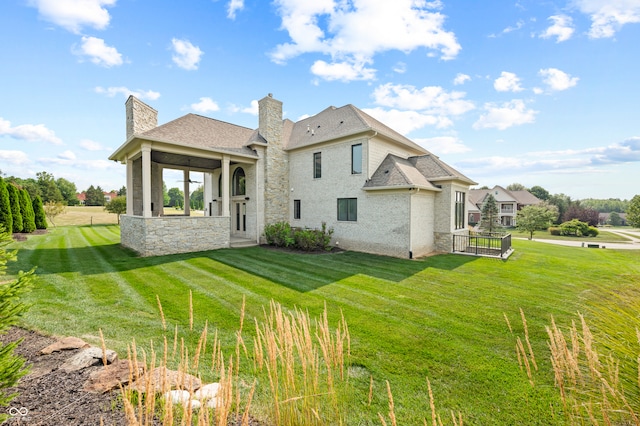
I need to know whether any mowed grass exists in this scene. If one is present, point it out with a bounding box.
[8,224,640,424]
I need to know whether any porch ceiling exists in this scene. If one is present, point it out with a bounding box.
[151,151,221,171]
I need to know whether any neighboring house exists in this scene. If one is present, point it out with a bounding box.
[598,212,627,226]
[108,94,477,258]
[77,191,118,205]
[104,192,118,203]
[469,186,541,227]
[77,192,86,205]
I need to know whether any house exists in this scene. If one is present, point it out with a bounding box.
[108,94,477,258]
[468,186,541,227]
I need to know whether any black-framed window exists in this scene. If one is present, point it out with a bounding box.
[337,198,357,221]
[293,200,301,219]
[351,143,362,174]
[313,152,321,178]
[455,191,465,230]
[232,167,246,196]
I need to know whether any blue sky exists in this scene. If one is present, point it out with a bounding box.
[1,0,639,200]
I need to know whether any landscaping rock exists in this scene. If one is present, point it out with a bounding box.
[60,346,118,373]
[128,366,202,393]
[83,359,140,393]
[164,389,192,405]
[194,382,221,408]
[39,336,90,354]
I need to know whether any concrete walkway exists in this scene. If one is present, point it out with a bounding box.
[519,228,640,250]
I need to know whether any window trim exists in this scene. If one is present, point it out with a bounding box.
[351,143,362,174]
[232,167,246,196]
[455,191,465,230]
[313,152,322,179]
[337,198,357,222]
[293,199,301,220]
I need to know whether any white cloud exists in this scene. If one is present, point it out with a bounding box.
[372,83,475,116]
[75,36,123,67]
[191,97,220,113]
[270,0,460,81]
[310,59,376,81]
[171,38,203,70]
[241,100,259,115]
[473,99,537,130]
[539,68,579,91]
[58,150,76,160]
[79,139,106,151]
[0,117,63,145]
[393,62,407,74]
[502,19,524,34]
[574,0,640,38]
[493,71,524,92]
[453,73,470,85]
[95,86,160,100]
[414,136,471,154]
[0,150,30,165]
[540,15,574,42]
[30,0,116,33]
[227,0,244,19]
[362,107,448,134]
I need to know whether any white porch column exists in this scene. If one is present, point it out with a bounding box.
[183,170,191,216]
[221,155,230,217]
[203,172,213,216]
[142,143,151,218]
[125,157,133,215]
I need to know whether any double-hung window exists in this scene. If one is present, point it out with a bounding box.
[313,152,321,178]
[337,198,357,221]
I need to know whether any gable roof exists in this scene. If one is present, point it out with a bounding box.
[469,186,541,207]
[138,113,262,157]
[285,104,428,154]
[364,153,476,191]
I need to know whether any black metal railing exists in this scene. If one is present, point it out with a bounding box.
[453,232,512,258]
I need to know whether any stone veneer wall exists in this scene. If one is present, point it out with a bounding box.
[258,94,289,225]
[126,96,157,139]
[120,215,230,257]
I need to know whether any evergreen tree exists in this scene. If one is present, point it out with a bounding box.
[627,195,640,228]
[20,191,36,233]
[31,195,46,230]
[0,178,12,234]
[6,184,22,233]
[0,228,35,421]
[55,177,78,206]
[85,185,106,206]
[480,194,500,233]
[36,171,63,203]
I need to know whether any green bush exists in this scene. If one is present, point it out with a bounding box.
[265,222,334,251]
[559,219,591,237]
[548,227,561,236]
[587,226,599,237]
[264,221,294,247]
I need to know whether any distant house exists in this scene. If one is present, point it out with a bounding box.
[108,94,477,258]
[104,192,118,203]
[76,192,86,205]
[76,191,118,205]
[469,186,541,227]
[598,212,627,226]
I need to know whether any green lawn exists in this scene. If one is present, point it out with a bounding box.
[8,225,640,424]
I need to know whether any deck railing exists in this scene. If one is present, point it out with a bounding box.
[452,232,512,258]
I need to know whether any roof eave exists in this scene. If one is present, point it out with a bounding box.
[363,184,442,192]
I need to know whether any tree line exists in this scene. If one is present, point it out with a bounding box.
[0,177,47,234]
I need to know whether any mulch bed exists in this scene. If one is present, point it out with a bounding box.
[0,327,127,426]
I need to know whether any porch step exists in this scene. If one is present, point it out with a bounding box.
[230,238,258,248]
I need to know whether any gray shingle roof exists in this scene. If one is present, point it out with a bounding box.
[364,153,476,190]
[285,104,427,154]
[139,113,261,157]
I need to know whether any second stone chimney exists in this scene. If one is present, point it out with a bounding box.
[126,96,157,140]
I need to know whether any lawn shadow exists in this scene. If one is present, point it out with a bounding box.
[10,242,481,293]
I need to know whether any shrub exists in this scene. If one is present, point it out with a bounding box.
[587,226,599,237]
[264,221,294,247]
[548,227,561,236]
[558,219,591,237]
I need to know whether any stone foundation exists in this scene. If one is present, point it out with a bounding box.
[120,215,231,257]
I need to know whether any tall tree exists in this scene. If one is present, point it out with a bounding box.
[104,196,126,224]
[627,195,640,228]
[0,178,12,234]
[507,183,526,191]
[36,172,63,203]
[31,195,45,230]
[162,182,170,206]
[548,193,572,224]
[56,177,79,206]
[117,186,126,196]
[516,204,558,240]
[562,204,599,227]
[480,194,500,233]
[19,191,36,233]
[85,185,106,206]
[190,185,204,210]
[167,187,184,208]
[529,185,550,201]
[608,212,622,226]
[6,184,22,233]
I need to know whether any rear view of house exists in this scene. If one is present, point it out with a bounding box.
[109,94,477,258]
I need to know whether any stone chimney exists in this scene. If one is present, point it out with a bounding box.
[258,94,289,224]
[125,96,157,140]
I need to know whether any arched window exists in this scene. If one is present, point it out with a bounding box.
[232,167,246,196]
